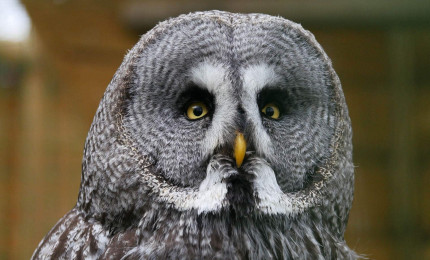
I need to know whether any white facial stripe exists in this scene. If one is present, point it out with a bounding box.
[241,64,279,157]
[191,61,237,158]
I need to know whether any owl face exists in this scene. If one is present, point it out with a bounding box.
[122,14,337,215]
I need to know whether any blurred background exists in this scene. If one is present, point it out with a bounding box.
[0,0,429,259]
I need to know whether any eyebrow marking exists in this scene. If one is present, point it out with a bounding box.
[190,61,237,158]
[241,63,281,96]
[240,64,278,158]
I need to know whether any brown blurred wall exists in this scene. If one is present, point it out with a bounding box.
[1,1,429,259]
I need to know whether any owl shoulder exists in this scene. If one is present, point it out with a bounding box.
[31,208,138,259]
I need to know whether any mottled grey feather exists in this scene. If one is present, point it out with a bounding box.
[32,11,358,259]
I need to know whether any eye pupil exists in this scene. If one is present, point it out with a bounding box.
[265,107,274,117]
[193,106,203,116]
[186,102,208,120]
[261,103,280,119]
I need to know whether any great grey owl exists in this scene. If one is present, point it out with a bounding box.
[32,11,357,259]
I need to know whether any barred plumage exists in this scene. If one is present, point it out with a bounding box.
[32,11,357,259]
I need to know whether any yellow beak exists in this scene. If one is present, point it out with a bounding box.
[233,132,246,168]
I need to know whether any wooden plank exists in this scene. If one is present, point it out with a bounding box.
[0,75,20,260]
[388,29,420,260]
[14,2,137,258]
[120,0,430,30]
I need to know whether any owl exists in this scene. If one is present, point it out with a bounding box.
[32,11,358,259]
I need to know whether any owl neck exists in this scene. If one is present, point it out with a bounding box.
[128,205,357,259]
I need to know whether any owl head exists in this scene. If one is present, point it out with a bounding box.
[76,11,354,256]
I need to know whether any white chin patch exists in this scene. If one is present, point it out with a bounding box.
[194,174,228,214]
[245,160,294,215]
[160,157,232,214]
[155,156,311,216]
[190,157,293,215]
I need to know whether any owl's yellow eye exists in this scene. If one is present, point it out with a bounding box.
[186,102,208,120]
[261,103,280,119]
